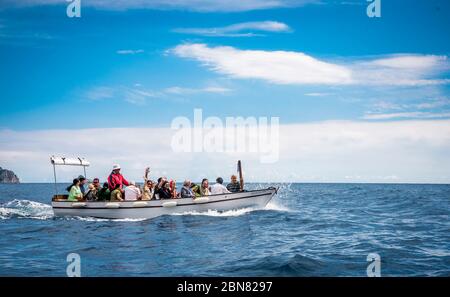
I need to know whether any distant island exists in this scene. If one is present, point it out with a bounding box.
[0,167,20,183]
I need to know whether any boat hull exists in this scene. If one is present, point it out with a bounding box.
[52,188,277,219]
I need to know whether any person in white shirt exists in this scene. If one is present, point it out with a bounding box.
[124,181,142,201]
[210,177,230,195]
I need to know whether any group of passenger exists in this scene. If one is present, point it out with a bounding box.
[66,164,242,202]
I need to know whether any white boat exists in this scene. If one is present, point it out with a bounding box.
[49,156,278,219]
[52,187,278,219]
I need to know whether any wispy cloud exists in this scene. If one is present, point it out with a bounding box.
[355,55,450,86]
[415,98,450,109]
[173,21,291,37]
[164,86,231,95]
[116,49,144,55]
[0,0,319,12]
[171,43,450,86]
[0,19,56,46]
[362,111,450,120]
[123,88,160,105]
[372,98,450,111]
[83,83,231,105]
[84,86,158,105]
[304,92,332,97]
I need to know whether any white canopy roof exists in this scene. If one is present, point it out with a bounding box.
[50,156,90,166]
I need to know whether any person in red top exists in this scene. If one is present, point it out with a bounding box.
[107,164,129,191]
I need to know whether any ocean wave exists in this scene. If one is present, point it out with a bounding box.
[0,199,54,220]
[220,254,326,276]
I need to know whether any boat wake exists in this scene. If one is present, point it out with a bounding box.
[171,199,290,217]
[171,207,256,217]
[0,199,54,220]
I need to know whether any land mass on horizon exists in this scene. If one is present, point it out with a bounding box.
[0,167,20,183]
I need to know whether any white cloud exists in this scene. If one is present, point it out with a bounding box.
[84,86,159,105]
[415,98,450,109]
[164,86,231,95]
[1,120,450,183]
[371,101,403,111]
[368,98,450,116]
[173,21,291,37]
[116,49,144,55]
[1,0,318,12]
[362,112,450,120]
[355,54,450,86]
[366,55,447,70]
[304,92,332,97]
[171,43,450,86]
[123,89,153,105]
[82,83,231,105]
[171,43,353,85]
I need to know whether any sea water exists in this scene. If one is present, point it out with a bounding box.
[0,183,449,276]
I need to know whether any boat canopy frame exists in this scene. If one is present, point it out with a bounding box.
[50,156,90,195]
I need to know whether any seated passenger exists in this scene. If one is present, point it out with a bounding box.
[84,184,98,201]
[78,175,87,195]
[124,181,142,201]
[199,178,210,196]
[211,177,231,195]
[169,180,178,198]
[190,183,201,197]
[97,182,110,201]
[181,180,195,198]
[226,175,241,193]
[143,179,155,200]
[142,167,155,200]
[67,178,83,202]
[110,184,124,202]
[157,181,172,199]
[91,178,101,190]
[154,177,164,200]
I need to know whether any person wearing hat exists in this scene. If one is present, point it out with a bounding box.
[107,164,129,192]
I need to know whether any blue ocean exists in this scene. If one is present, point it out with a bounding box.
[0,183,449,276]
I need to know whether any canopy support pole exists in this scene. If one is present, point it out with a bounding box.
[53,163,58,196]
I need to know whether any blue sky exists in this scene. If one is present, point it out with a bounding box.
[1,0,449,129]
[0,0,450,183]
